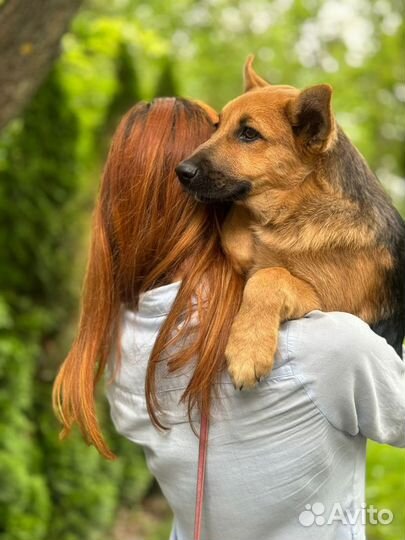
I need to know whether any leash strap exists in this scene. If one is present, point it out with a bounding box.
[193,412,209,540]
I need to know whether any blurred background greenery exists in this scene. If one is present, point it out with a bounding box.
[0,0,404,539]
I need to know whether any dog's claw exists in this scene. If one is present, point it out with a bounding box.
[239,384,244,391]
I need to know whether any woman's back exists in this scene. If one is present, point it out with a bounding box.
[106,281,405,540]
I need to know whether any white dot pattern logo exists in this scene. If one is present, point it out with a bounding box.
[298,503,325,527]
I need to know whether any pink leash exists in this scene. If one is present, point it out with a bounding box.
[193,412,209,540]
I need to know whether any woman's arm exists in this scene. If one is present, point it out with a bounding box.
[288,311,405,447]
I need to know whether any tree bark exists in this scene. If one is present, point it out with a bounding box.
[0,0,82,130]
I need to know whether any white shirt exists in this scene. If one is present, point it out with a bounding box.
[105,281,405,540]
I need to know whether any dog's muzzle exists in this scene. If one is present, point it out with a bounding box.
[176,160,200,188]
[176,159,252,203]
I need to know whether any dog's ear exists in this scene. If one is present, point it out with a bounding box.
[244,55,270,92]
[287,84,334,151]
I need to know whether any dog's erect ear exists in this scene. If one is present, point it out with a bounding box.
[287,84,334,151]
[244,55,270,92]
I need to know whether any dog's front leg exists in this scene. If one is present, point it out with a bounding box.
[226,267,321,389]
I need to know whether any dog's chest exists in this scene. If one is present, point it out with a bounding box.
[252,226,298,269]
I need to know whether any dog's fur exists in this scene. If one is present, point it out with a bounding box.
[176,56,405,388]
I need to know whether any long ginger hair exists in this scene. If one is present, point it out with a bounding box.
[52,98,244,459]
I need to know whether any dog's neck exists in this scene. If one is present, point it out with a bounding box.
[242,126,387,229]
[322,126,389,207]
[241,172,329,227]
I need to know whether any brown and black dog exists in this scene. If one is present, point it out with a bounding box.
[176,56,405,389]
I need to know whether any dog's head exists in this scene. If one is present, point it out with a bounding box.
[176,56,336,206]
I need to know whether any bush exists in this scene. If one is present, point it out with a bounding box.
[0,64,152,540]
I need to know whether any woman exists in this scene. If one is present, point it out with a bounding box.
[53,98,405,540]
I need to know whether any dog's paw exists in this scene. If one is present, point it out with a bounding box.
[225,312,279,390]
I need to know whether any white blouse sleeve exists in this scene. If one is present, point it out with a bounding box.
[288,311,405,447]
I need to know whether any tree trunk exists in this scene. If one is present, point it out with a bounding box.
[0,0,82,130]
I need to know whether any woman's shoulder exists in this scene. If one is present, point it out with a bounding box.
[285,310,395,365]
[283,309,403,406]
[283,311,405,441]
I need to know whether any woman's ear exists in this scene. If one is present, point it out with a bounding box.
[244,55,270,92]
[286,84,335,151]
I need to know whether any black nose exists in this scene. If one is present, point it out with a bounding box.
[176,161,199,186]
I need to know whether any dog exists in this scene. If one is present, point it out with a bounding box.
[176,56,405,389]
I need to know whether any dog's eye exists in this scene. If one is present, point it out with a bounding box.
[239,126,261,142]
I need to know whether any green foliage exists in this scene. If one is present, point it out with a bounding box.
[0,68,79,540]
[0,335,51,540]
[0,72,78,325]
[96,41,141,154]
[105,42,141,126]
[0,67,152,540]
[154,57,178,97]
[366,442,405,540]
